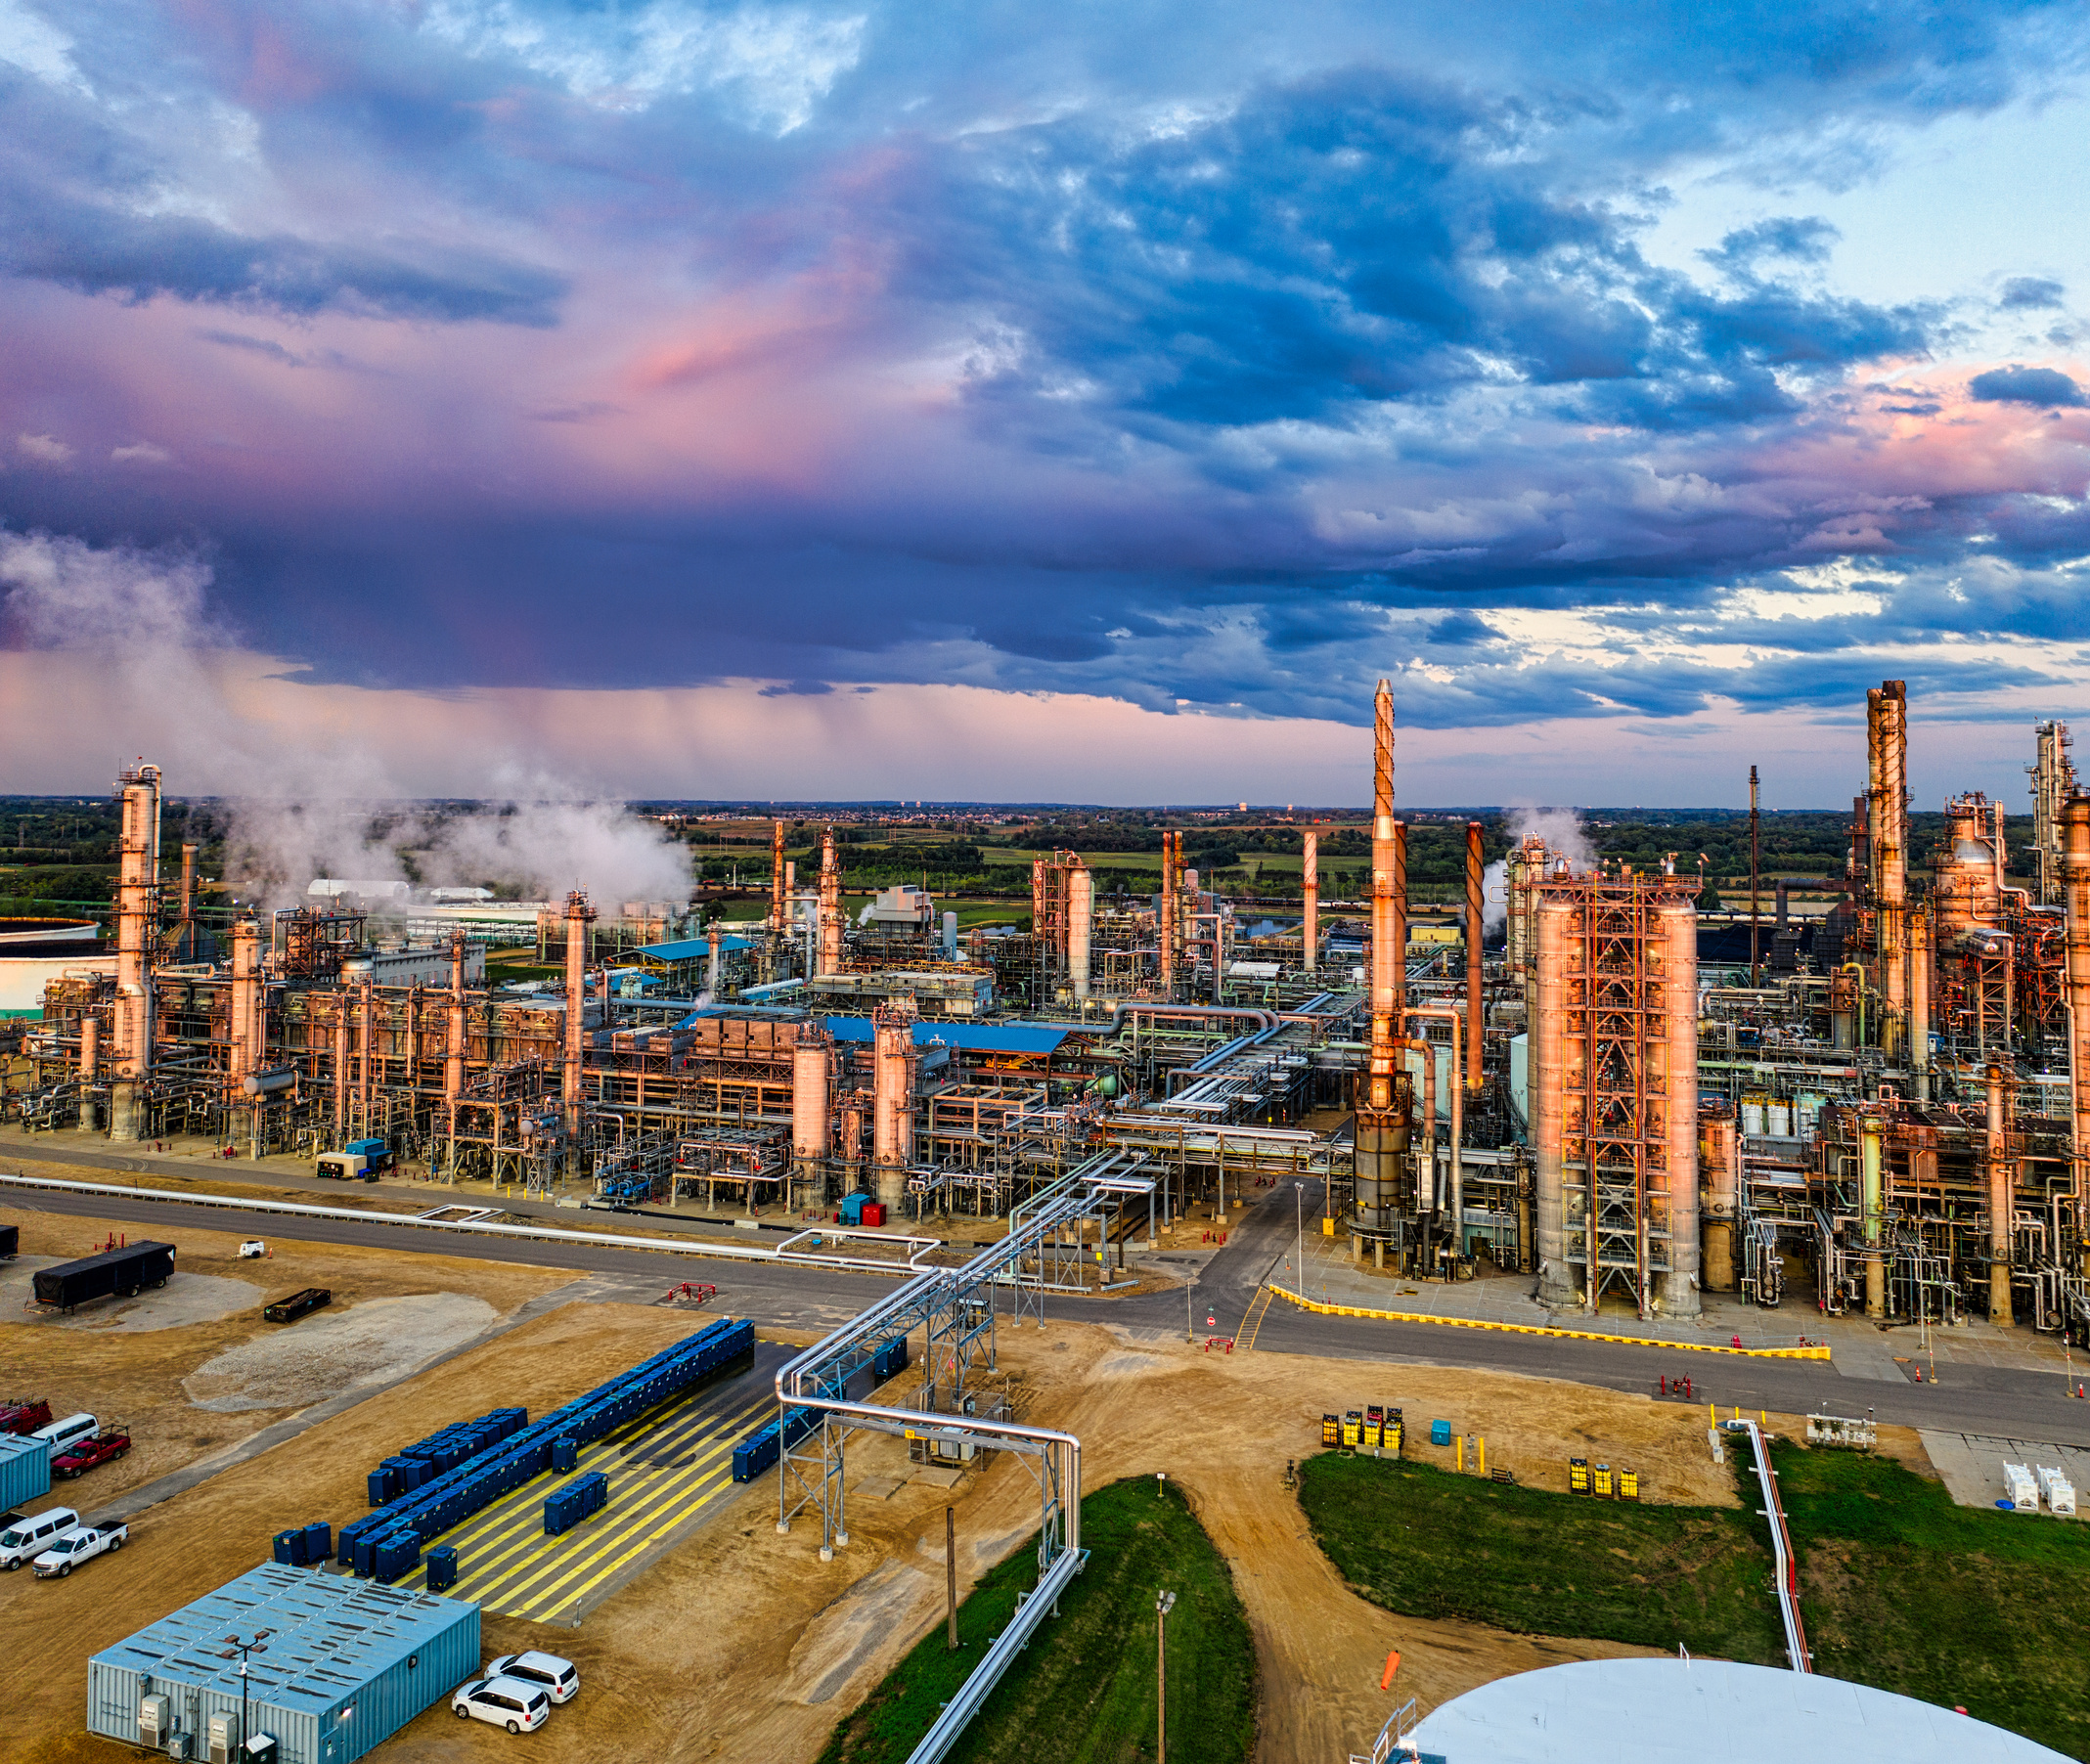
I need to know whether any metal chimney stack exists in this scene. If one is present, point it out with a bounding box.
[1464,821,1485,1093]
[109,763,160,1142]
[1301,828,1318,975]
[819,827,842,977]
[1369,679,1401,1106]
[561,890,596,1140]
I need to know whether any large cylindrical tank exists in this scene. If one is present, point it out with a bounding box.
[1934,800,2002,940]
[1698,1104,1739,1292]
[872,1004,915,1207]
[1656,897,1701,1316]
[792,1029,832,1163]
[1534,891,1576,1304]
[1069,864,1093,1000]
[1351,1074,1412,1236]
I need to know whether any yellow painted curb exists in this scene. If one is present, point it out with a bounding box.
[1263,1284,1832,1359]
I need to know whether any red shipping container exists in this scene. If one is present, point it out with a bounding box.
[862,1202,885,1228]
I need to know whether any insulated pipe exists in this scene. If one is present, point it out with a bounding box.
[1464,821,1485,1092]
[562,890,594,1137]
[1159,832,1178,997]
[177,843,197,962]
[1407,1003,1464,1250]
[1301,829,1319,976]
[2065,795,2090,1249]
[1861,1113,1887,1319]
[770,820,787,935]
[1368,678,1400,1111]
[1909,905,1932,1103]
[819,828,843,977]
[1068,861,1093,1001]
[1987,1061,2015,1325]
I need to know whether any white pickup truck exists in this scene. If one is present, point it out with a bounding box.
[32,1521,128,1577]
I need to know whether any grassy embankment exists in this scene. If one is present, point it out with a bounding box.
[1304,1445,2090,1757]
[821,1477,1256,1764]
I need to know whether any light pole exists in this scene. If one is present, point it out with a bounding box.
[1155,1590,1177,1764]
[1294,1179,1306,1288]
[220,1628,273,1754]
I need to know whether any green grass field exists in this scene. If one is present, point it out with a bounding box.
[1776,1441,2090,1758]
[1299,1452,1783,1664]
[820,1477,1257,1764]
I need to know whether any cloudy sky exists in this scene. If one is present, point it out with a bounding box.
[3,0,2088,805]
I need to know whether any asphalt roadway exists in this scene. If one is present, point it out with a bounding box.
[11,1150,2090,1449]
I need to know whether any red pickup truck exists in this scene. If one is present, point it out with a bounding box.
[52,1427,130,1479]
[0,1400,52,1437]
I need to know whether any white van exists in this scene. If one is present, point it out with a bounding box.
[0,1505,81,1570]
[32,1413,96,1454]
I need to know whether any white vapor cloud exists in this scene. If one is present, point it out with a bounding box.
[0,528,691,911]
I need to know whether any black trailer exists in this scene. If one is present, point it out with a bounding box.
[0,1224,17,1260]
[31,1242,176,1312]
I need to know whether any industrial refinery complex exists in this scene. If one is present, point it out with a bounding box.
[5,679,2090,1764]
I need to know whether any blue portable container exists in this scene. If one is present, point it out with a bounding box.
[351,1533,378,1578]
[553,1436,578,1473]
[272,1528,304,1566]
[302,1521,331,1563]
[0,1433,52,1512]
[1429,1419,1452,1447]
[373,1533,421,1584]
[367,1468,391,1507]
[425,1544,458,1593]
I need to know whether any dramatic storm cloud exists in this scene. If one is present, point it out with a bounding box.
[3,0,2089,799]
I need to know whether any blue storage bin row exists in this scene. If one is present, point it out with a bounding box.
[732,1403,821,1483]
[368,1406,528,1504]
[336,1317,754,1571]
[373,1531,422,1584]
[544,1470,609,1536]
[270,1521,332,1566]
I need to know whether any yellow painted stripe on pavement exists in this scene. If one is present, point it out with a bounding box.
[1263,1284,1832,1359]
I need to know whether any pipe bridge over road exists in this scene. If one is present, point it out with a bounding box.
[772,1147,1155,1764]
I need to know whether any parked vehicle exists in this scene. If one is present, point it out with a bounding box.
[0,1505,80,1569]
[262,1288,332,1324]
[32,1413,97,1455]
[0,1398,52,1437]
[32,1521,126,1577]
[238,1240,267,1259]
[31,1242,175,1311]
[0,1222,18,1259]
[484,1652,579,1704]
[52,1425,130,1479]
[452,1676,551,1734]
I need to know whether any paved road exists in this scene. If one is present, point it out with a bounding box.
[16,1163,2090,1448]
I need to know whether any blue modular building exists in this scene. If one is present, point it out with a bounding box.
[87,1563,479,1764]
[0,1430,51,1511]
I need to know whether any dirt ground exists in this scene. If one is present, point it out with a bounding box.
[0,1219,1922,1764]
[0,1204,571,1503]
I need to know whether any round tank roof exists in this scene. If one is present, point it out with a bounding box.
[1406,1658,2065,1763]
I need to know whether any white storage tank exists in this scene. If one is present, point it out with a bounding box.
[2004,1462,2039,1512]
[2037,1465,2076,1515]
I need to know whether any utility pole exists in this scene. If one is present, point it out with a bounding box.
[1295,1179,1305,1287]
[1749,766,1761,987]
[1155,1590,1177,1764]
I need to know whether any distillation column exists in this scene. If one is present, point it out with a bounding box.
[1657,892,1701,1316]
[793,1025,833,1209]
[872,1001,916,1209]
[1160,832,1178,997]
[1986,1062,2015,1325]
[562,891,595,1145]
[228,917,260,1146]
[819,828,843,977]
[2064,797,2090,1251]
[1464,820,1485,1093]
[1068,860,1093,1002]
[1302,829,1319,975]
[1353,678,1413,1265]
[1873,682,1909,1057]
[1534,891,1573,1303]
[445,931,467,1174]
[1699,1105,1739,1292]
[108,764,160,1142]
[771,820,788,935]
